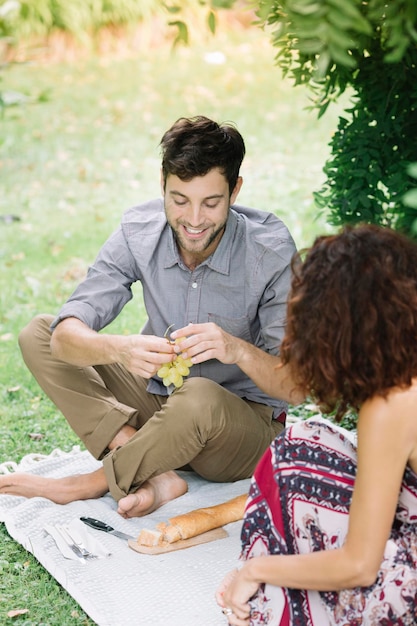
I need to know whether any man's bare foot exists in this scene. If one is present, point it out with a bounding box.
[0,468,108,504]
[117,471,188,518]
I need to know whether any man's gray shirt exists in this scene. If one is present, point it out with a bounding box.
[52,199,297,418]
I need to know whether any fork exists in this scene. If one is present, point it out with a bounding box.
[57,525,97,561]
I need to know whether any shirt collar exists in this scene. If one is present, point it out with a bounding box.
[164,209,238,275]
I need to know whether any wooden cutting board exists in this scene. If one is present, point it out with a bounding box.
[128,527,228,554]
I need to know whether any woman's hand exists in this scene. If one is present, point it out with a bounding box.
[215,565,259,625]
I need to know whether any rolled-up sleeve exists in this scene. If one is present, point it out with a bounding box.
[51,228,138,332]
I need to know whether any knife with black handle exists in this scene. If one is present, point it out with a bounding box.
[80,517,136,541]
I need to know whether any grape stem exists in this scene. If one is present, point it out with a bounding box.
[164,324,176,340]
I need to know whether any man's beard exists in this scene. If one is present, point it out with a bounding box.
[171,220,227,255]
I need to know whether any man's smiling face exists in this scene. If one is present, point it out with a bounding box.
[162,167,242,269]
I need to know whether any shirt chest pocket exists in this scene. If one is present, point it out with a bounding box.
[207,313,253,343]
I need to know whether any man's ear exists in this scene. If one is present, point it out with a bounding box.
[230,176,243,206]
[160,169,165,196]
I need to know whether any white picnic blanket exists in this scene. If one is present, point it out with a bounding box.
[0,447,250,626]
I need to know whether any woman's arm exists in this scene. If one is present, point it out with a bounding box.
[218,387,417,615]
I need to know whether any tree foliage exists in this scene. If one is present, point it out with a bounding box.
[0,0,164,39]
[251,0,417,235]
[171,0,417,236]
[314,44,417,234]
[251,1,416,104]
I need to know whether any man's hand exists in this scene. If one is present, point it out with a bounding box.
[51,317,176,378]
[171,322,305,405]
[117,334,176,378]
[171,322,243,365]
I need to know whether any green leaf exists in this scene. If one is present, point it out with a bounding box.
[326,0,369,24]
[291,1,323,17]
[327,42,357,67]
[325,23,358,49]
[207,9,216,34]
[403,189,417,208]
[255,0,275,22]
[211,0,236,8]
[297,38,324,55]
[384,40,410,63]
[407,163,417,178]
[326,7,368,33]
[163,4,182,14]
[313,49,332,80]
[168,20,189,46]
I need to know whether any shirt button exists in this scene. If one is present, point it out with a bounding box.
[192,282,198,289]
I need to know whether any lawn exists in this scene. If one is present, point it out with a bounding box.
[0,21,347,624]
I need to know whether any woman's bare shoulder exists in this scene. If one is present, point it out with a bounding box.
[360,380,417,472]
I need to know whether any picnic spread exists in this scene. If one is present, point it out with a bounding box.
[0,446,250,626]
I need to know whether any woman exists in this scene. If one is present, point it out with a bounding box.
[216,224,417,625]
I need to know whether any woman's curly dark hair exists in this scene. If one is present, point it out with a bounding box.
[280,224,417,419]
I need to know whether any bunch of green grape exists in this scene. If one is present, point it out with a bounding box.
[157,337,193,389]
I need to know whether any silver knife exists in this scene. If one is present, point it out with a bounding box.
[80,516,135,541]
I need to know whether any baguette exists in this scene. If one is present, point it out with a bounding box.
[155,493,247,543]
[136,528,165,547]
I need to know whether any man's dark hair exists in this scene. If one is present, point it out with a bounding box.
[160,115,245,194]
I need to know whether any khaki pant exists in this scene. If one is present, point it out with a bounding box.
[19,314,284,501]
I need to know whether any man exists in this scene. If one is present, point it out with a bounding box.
[2,116,301,517]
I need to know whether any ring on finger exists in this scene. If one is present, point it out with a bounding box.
[222,607,234,616]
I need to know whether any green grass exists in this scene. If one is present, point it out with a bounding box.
[0,24,348,624]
